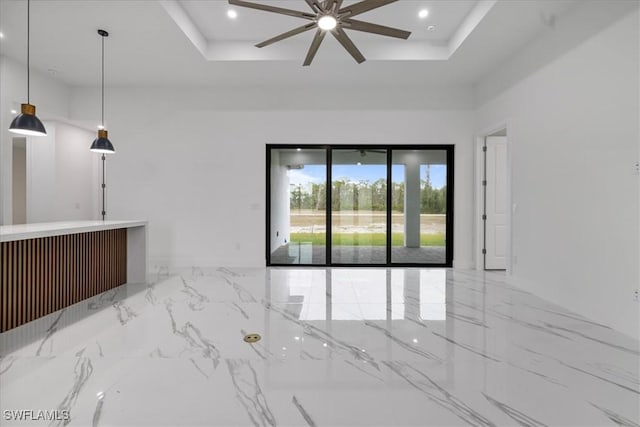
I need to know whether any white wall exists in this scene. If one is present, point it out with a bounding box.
[53,122,99,220]
[26,123,56,223]
[11,138,26,224]
[26,121,98,223]
[0,55,72,224]
[474,9,640,337]
[69,87,476,270]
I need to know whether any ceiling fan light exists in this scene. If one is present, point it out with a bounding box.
[318,15,337,31]
[230,0,411,65]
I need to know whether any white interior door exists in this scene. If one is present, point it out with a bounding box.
[485,136,507,269]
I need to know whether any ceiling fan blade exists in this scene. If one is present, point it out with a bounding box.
[331,27,365,64]
[343,19,410,39]
[303,29,327,66]
[338,0,398,18]
[229,0,315,20]
[256,23,317,48]
[304,0,323,13]
[323,0,337,13]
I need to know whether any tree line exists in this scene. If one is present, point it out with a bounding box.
[289,180,446,214]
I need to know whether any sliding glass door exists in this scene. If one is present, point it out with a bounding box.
[331,149,387,264]
[268,148,326,265]
[391,150,448,264]
[267,145,453,267]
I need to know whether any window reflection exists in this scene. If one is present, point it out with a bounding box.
[391,270,406,319]
[420,269,446,320]
[268,269,326,320]
[268,268,446,321]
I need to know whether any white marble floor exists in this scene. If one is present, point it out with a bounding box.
[0,268,638,427]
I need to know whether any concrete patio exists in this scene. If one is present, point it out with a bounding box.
[270,243,446,264]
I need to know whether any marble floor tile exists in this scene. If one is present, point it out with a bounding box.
[1,267,638,426]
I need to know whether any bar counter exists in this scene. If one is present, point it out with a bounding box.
[0,220,147,332]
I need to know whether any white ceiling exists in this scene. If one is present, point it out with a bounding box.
[0,0,579,88]
[167,0,488,62]
[182,0,477,42]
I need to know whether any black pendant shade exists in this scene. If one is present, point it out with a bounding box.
[90,29,115,154]
[9,103,47,136]
[90,129,115,154]
[9,0,47,136]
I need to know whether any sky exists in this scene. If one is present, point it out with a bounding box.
[288,164,447,189]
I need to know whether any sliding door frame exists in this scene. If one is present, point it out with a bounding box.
[266,144,454,267]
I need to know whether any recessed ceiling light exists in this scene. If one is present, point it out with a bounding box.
[427,25,436,31]
[296,148,301,151]
[318,15,337,31]
[0,32,4,39]
[418,9,429,19]
[11,109,17,114]
[227,9,238,19]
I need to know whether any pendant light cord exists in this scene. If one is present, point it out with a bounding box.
[27,0,30,104]
[101,33,106,220]
[102,154,106,220]
[101,34,105,127]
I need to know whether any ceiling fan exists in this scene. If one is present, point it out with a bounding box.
[228,0,411,66]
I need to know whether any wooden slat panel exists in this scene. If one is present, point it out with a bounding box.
[47,237,53,316]
[1,229,128,332]
[15,241,19,329]
[3,242,8,330]
[6,242,10,330]
[1,243,4,330]
[23,240,29,326]
[13,241,17,330]
[8,242,13,330]
[27,239,31,325]
[3,242,10,330]
[56,236,61,313]
[18,240,24,327]
[4,242,8,329]
[32,238,38,320]
[37,238,42,320]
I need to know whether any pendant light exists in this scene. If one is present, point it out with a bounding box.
[9,0,47,136]
[90,29,115,153]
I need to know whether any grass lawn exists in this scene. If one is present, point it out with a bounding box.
[290,233,445,246]
[290,211,446,229]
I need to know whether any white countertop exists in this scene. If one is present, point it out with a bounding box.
[0,220,147,242]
